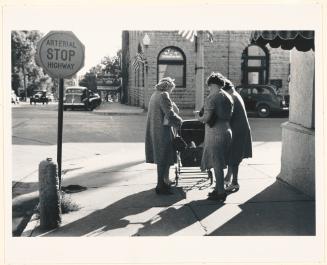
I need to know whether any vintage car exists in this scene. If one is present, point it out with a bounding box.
[11,90,19,104]
[235,85,289,118]
[30,90,49,105]
[63,86,101,111]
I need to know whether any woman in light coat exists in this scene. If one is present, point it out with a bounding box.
[145,77,183,194]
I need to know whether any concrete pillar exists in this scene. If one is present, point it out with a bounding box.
[39,158,61,229]
[279,49,315,198]
[195,31,205,111]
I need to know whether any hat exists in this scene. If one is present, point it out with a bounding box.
[155,77,176,91]
[222,78,234,90]
[206,72,225,87]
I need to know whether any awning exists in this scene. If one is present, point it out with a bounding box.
[251,31,314,52]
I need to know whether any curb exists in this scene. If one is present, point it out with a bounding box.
[92,111,146,116]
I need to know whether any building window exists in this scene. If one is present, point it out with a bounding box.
[242,45,269,85]
[157,46,186,87]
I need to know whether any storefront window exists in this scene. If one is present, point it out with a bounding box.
[157,47,186,87]
[242,45,269,85]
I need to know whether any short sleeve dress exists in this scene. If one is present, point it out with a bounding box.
[200,89,234,171]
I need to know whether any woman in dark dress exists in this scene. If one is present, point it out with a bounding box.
[196,73,234,201]
[222,79,252,192]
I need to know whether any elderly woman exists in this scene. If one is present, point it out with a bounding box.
[197,73,234,202]
[222,79,252,192]
[145,77,183,195]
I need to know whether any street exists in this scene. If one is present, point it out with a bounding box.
[12,102,286,235]
[12,102,287,145]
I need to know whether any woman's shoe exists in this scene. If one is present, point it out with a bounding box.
[164,180,176,187]
[225,183,240,192]
[155,186,173,195]
[207,190,227,202]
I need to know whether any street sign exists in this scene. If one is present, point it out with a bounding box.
[36,31,85,78]
[35,31,85,189]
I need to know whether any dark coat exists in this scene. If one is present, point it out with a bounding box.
[145,91,182,166]
[228,89,252,165]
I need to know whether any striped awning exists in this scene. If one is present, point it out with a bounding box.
[251,31,314,52]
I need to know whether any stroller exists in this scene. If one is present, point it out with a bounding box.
[175,119,213,186]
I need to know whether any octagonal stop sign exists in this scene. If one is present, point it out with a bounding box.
[36,31,85,78]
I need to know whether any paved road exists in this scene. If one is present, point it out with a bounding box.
[11,102,288,236]
[12,103,287,145]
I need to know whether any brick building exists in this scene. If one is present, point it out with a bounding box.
[121,31,290,110]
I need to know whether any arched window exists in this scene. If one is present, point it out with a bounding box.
[157,47,186,87]
[241,45,269,85]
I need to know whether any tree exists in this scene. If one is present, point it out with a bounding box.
[11,30,54,99]
[79,51,122,91]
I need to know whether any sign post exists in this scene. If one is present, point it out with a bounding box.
[36,31,85,188]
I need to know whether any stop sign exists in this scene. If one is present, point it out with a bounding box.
[36,31,85,78]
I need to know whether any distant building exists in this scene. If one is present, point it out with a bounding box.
[122,30,290,110]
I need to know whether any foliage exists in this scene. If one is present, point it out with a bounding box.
[79,50,122,91]
[60,193,81,214]
[11,30,55,98]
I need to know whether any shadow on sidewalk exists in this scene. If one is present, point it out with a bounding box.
[206,180,315,236]
[40,187,186,237]
[62,160,145,188]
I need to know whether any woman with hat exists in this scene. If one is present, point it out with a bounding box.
[196,72,234,201]
[222,79,252,192]
[145,77,183,195]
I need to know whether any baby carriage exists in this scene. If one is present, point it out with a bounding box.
[175,119,213,186]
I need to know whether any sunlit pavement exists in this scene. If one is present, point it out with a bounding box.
[10,103,315,236]
[19,141,314,237]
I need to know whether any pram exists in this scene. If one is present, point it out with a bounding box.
[175,119,213,186]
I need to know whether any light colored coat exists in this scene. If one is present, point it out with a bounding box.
[145,91,182,166]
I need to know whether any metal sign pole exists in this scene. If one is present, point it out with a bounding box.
[57,78,64,189]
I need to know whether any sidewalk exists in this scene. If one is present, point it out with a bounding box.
[93,101,195,117]
[21,141,315,237]
[93,102,145,115]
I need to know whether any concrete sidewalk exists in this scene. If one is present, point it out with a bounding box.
[21,141,315,237]
[93,102,145,115]
[93,102,195,116]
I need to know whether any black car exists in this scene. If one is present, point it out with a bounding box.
[63,86,101,111]
[235,85,289,118]
[30,90,49,105]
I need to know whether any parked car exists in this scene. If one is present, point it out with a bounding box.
[30,90,49,105]
[63,86,101,111]
[235,85,289,118]
[11,90,19,104]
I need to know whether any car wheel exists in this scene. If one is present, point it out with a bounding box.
[257,105,270,118]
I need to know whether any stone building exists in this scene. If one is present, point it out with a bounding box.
[121,30,290,110]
